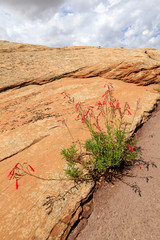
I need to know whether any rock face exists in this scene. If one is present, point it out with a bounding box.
[0,40,160,240]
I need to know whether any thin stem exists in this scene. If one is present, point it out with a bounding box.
[23,171,67,181]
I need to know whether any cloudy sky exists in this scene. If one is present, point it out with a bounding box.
[0,0,160,48]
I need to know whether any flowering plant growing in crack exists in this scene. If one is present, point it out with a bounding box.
[60,82,140,181]
[8,82,140,188]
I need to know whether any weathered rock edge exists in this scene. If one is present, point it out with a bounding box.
[0,41,160,93]
[67,101,160,240]
[47,183,95,240]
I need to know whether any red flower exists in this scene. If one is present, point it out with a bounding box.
[90,106,94,108]
[127,110,132,115]
[104,84,107,88]
[84,110,90,116]
[103,100,106,105]
[139,166,142,170]
[14,163,19,169]
[57,120,61,122]
[75,103,81,112]
[77,114,80,118]
[81,118,85,124]
[110,101,115,108]
[28,165,35,172]
[126,103,130,109]
[61,92,65,95]
[102,90,110,98]
[8,169,14,178]
[97,123,101,130]
[16,180,19,190]
[98,112,101,117]
[109,83,114,88]
[116,100,120,109]
[9,175,14,180]
[128,145,133,151]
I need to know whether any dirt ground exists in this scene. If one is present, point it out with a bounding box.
[69,103,160,240]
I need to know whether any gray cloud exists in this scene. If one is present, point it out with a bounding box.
[0,0,160,49]
[0,0,65,19]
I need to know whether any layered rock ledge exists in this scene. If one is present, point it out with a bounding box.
[0,40,160,240]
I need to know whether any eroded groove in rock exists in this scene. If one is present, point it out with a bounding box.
[0,134,49,162]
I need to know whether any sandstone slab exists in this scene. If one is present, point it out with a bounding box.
[0,41,160,240]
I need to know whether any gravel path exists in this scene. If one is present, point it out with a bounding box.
[74,104,160,240]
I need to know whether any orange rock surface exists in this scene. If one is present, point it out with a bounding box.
[0,40,160,239]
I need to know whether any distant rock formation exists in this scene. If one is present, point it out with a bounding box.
[0,41,159,240]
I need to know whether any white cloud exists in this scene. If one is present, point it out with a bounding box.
[0,0,160,48]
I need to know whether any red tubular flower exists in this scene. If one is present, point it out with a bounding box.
[127,110,132,115]
[109,83,114,88]
[102,92,106,98]
[61,92,65,95]
[98,112,101,117]
[14,163,19,169]
[8,169,14,178]
[28,165,35,172]
[57,120,61,122]
[77,114,80,118]
[9,175,14,180]
[75,103,81,112]
[90,106,94,108]
[97,123,101,130]
[102,90,110,97]
[103,100,106,105]
[126,103,130,109]
[85,110,90,116]
[116,100,120,109]
[81,118,85,124]
[104,84,107,88]
[139,166,142,170]
[16,180,19,190]
[128,145,133,151]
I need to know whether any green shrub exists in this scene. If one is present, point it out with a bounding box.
[61,83,140,181]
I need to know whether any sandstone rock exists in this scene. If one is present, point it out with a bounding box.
[0,41,160,240]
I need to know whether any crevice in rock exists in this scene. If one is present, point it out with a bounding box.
[62,100,160,240]
[64,185,95,240]
[0,134,49,162]
[46,183,96,240]
[0,68,87,93]
[1,61,159,94]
